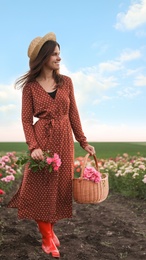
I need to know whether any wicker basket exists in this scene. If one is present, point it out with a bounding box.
[73,153,109,204]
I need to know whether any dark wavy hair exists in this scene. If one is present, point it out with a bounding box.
[15,40,64,89]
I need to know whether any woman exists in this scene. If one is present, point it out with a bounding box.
[8,32,95,258]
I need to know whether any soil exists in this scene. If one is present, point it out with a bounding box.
[0,179,146,260]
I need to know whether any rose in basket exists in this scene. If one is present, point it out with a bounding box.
[83,166,102,183]
[74,156,92,178]
[16,151,61,173]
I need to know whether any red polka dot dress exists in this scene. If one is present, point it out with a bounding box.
[8,75,88,223]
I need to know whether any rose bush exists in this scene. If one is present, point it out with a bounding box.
[0,152,20,203]
[1,151,146,203]
[97,153,146,199]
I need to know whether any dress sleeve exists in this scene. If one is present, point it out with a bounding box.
[22,85,39,152]
[68,78,88,149]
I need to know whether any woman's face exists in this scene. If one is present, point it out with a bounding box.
[45,45,61,70]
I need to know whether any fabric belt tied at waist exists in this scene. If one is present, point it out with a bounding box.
[39,115,68,137]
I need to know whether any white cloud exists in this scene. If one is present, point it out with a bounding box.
[0,104,16,112]
[97,49,141,75]
[136,29,146,37]
[134,74,146,86]
[71,73,119,111]
[0,123,25,142]
[60,63,119,108]
[119,49,141,62]
[117,87,141,98]
[60,54,144,114]
[0,83,21,103]
[98,61,122,73]
[93,95,112,105]
[125,68,143,76]
[0,119,145,142]
[0,83,22,126]
[60,63,69,75]
[0,62,145,142]
[0,91,8,99]
[115,0,146,31]
[82,119,146,142]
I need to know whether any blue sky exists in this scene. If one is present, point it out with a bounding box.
[0,0,146,142]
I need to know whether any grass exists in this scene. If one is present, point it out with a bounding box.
[74,142,146,158]
[0,142,146,158]
[0,142,27,153]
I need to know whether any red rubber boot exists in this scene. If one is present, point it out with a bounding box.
[37,221,60,258]
[51,224,60,247]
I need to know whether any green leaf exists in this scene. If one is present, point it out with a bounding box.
[49,165,53,173]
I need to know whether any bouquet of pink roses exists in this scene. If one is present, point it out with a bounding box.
[16,151,61,173]
[83,166,102,183]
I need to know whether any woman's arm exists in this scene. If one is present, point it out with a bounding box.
[68,78,95,155]
[22,85,39,153]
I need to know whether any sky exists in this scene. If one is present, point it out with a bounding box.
[0,0,146,142]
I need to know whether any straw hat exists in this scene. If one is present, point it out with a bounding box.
[28,32,56,61]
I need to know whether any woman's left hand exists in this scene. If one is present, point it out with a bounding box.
[84,144,96,156]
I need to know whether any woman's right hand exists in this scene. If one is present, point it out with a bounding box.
[31,148,44,161]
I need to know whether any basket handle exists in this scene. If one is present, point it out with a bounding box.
[80,153,98,179]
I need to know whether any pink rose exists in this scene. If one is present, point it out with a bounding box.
[9,168,16,174]
[139,165,145,170]
[1,175,15,182]
[1,156,10,162]
[89,174,96,182]
[83,166,102,183]
[52,153,62,168]
[46,157,53,165]
[94,175,102,183]
[83,167,94,178]
[0,161,5,168]
[46,153,61,172]
[53,166,59,171]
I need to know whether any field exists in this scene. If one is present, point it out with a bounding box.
[0,142,146,260]
[0,141,146,158]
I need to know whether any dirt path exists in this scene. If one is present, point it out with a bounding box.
[0,180,146,260]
